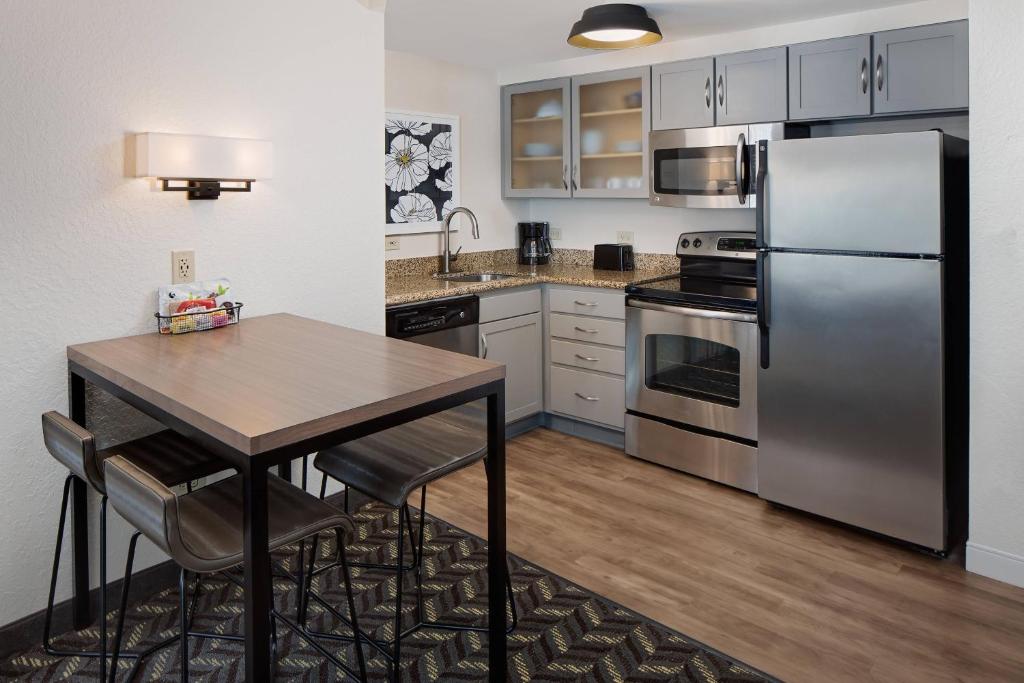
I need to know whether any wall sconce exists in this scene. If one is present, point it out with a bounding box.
[134,132,273,200]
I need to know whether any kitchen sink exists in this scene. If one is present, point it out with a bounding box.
[433,272,527,282]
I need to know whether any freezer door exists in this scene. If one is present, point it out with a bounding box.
[758,252,946,549]
[766,131,945,254]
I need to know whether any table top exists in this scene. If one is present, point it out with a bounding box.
[67,313,504,456]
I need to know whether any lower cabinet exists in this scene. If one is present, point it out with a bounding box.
[549,366,625,429]
[479,311,543,423]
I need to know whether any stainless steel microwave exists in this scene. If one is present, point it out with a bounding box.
[650,123,794,209]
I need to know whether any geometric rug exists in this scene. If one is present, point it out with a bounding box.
[0,503,780,681]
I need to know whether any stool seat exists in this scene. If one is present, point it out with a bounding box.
[313,414,485,508]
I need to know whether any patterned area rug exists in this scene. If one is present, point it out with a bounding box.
[1,503,779,681]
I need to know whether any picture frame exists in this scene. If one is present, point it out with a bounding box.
[384,110,460,235]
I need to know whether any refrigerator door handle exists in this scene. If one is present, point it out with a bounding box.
[755,141,768,249]
[757,250,770,369]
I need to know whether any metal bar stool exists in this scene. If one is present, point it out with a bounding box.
[40,411,230,681]
[103,455,367,683]
[300,411,517,683]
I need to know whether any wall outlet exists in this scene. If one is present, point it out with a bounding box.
[549,227,563,240]
[385,235,401,251]
[616,231,634,245]
[171,478,204,495]
[171,249,195,284]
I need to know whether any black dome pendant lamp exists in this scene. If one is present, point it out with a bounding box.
[567,4,662,49]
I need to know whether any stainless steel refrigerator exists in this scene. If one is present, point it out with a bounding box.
[754,130,968,552]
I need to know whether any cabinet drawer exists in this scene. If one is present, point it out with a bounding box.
[549,366,625,429]
[550,339,625,376]
[549,313,625,347]
[479,287,541,323]
[548,288,624,319]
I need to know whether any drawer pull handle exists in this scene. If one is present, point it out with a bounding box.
[574,354,600,362]
[574,326,598,334]
[574,392,600,401]
[574,300,598,307]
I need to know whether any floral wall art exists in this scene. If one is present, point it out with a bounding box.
[385,111,459,234]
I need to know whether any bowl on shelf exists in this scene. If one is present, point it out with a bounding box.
[615,140,642,154]
[535,100,562,118]
[522,142,557,157]
[626,176,644,189]
[581,129,605,155]
[623,91,643,109]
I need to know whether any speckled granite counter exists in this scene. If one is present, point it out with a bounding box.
[385,258,678,306]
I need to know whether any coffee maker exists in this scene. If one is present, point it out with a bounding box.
[518,222,552,265]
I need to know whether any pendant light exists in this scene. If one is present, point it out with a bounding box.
[567,4,662,49]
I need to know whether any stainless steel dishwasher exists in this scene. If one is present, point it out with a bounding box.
[385,295,479,356]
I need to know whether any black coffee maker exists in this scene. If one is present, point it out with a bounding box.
[518,222,552,265]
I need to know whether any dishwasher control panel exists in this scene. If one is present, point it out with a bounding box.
[385,295,479,340]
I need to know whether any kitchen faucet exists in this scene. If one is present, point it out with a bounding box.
[441,206,480,275]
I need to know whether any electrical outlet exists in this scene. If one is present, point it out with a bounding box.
[171,477,205,496]
[385,235,401,251]
[549,227,563,240]
[171,249,195,284]
[616,231,634,245]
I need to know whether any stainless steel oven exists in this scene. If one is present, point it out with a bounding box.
[650,123,793,209]
[626,300,758,441]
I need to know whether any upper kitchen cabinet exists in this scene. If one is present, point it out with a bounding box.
[572,67,651,198]
[789,35,872,121]
[502,78,572,198]
[715,47,788,125]
[652,57,715,130]
[873,21,968,115]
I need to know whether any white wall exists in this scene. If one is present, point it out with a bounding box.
[385,50,527,259]
[965,0,1024,588]
[0,0,384,626]
[513,0,968,254]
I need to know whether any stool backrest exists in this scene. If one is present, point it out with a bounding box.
[42,411,102,491]
[103,455,179,558]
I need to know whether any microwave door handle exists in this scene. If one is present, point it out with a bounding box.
[755,140,768,249]
[735,132,747,205]
[757,251,770,369]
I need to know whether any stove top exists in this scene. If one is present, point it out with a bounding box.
[626,273,757,312]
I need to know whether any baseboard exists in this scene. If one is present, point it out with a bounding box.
[966,542,1024,588]
[544,413,625,448]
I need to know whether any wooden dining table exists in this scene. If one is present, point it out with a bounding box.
[66,312,508,681]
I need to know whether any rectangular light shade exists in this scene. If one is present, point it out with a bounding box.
[135,133,272,180]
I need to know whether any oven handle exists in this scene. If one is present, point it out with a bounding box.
[627,299,757,323]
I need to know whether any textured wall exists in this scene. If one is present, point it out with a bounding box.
[965,0,1024,587]
[0,1,384,625]
[384,50,528,260]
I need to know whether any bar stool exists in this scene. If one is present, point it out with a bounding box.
[103,455,368,682]
[41,411,229,681]
[301,412,517,682]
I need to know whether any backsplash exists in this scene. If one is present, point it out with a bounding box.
[385,248,676,278]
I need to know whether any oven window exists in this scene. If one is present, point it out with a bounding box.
[645,335,740,407]
[654,145,737,196]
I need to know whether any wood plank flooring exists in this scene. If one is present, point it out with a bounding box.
[425,427,1024,683]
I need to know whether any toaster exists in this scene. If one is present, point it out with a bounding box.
[593,243,634,271]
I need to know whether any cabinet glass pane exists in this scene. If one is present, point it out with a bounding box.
[578,77,644,191]
[510,88,565,191]
[645,334,741,407]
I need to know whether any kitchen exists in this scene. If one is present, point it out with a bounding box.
[1,1,1023,682]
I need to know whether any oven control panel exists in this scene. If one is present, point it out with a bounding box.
[676,231,757,259]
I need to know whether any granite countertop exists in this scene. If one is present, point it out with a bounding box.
[385,261,677,306]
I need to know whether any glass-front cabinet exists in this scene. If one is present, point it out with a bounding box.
[502,78,572,198]
[572,67,651,198]
[501,68,651,199]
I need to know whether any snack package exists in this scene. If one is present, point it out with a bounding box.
[157,279,239,334]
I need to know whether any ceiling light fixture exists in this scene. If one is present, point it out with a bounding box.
[568,4,662,50]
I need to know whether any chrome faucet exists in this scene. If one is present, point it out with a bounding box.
[441,207,480,275]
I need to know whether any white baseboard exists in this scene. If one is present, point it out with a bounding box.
[966,542,1024,588]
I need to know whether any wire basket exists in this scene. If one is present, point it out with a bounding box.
[155,302,243,335]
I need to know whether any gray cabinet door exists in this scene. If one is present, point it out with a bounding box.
[480,312,543,423]
[789,35,872,120]
[651,57,714,130]
[873,21,968,114]
[716,47,788,125]
[502,78,573,198]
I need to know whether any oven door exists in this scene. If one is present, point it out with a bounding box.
[626,299,758,441]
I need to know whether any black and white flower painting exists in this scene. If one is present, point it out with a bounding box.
[385,112,459,234]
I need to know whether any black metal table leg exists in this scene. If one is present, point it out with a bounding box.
[277,461,292,482]
[486,384,507,681]
[242,462,273,680]
[68,371,92,630]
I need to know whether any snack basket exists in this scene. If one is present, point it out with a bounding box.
[155,302,243,335]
